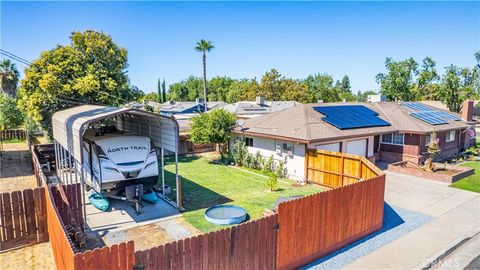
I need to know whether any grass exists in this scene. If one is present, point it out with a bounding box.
[450,161,480,193]
[1,138,25,144]
[161,154,322,232]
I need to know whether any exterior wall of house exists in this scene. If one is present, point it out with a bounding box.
[379,129,465,164]
[233,134,306,181]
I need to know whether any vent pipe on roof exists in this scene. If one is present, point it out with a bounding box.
[461,100,474,122]
[256,96,266,106]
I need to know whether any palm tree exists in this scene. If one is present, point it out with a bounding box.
[194,39,214,111]
[0,59,20,97]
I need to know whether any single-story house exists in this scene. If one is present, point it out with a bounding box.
[232,100,477,182]
[159,99,225,116]
[219,96,299,119]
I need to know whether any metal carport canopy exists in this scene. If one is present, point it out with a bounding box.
[52,105,179,163]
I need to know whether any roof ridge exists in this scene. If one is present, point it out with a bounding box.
[303,104,312,140]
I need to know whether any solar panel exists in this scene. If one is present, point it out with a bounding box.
[433,111,461,121]
[410,111,448,125]
[400,102,433,112]
[313,105,391,130]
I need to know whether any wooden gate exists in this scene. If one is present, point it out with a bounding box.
[306,149,382,188]
[0,187,48,251]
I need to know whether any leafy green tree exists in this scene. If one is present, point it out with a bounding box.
[226,79,258,103]
[340,75,351,93]
[439,65,477,112]
[376,57,419,101]
[0,59,20,97]
[168,76,203,101]
[190,109,236,157]
[18,30,131,136]
[0,93,24,130]
[142,92,159,102]
[304,73,340,102]
[194,39,215,111]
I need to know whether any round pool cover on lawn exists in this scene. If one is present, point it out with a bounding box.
[205,205,247,225]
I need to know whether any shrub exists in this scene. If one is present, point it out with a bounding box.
[232,140,247,166]
[254,151,263,170]
[263,155,274,172]
[275,161,285,178]
[244,153,255,168]
[266,175,279,191]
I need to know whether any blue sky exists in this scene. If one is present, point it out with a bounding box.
[1,1,479,94]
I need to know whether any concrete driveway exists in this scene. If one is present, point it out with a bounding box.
[345,171,480,270]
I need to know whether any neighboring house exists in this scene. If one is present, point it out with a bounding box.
[232,101,476,182]
[159,98,225,116]
[219,96,299,119]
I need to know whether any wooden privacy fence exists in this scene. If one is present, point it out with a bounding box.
[0,187,48,251]
[135,214,278,270]
[0,129,27,141]
[306,149,383,188]
[276,175,386,270]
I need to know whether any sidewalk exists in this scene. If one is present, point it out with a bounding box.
[344,172,480,270]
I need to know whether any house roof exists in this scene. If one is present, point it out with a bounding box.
[160,101,225,113]
[219,101,299,116]
[233,102,472,143]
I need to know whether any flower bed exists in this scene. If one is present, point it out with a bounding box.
[388,160,474,183]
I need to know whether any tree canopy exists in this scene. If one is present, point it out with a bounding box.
[0,93,23,130]
[18,30,138,136]
[0,59,20,97]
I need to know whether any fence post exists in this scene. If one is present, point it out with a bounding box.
[176,176,182,210]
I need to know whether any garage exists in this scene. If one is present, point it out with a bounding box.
[315,142,341,152]
[346,139,367,157]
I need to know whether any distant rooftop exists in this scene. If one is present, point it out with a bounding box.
[219,96,299,117]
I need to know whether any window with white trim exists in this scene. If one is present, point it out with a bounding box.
[381,132,404,145]
[446,130,455,142]
[244,137,253,147]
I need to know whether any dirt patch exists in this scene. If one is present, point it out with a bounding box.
[0,142,38,193]
[101,217,201,251]
[0,242,55,269]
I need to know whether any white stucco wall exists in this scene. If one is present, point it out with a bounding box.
[233,135,306,181]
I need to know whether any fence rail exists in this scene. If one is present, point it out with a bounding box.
[135,214,278,270]
[0,129,27,141]
[0,187,48,252]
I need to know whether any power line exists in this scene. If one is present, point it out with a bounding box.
[0,49,32,66]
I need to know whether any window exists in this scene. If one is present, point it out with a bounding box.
[244,137,253,147]
[446,130,455,142]
[276,141,294,157]
[381,132,404,145]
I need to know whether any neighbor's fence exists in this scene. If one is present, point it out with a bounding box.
[135,215,278,270]
[276,175,386,270]
[0,129,27,141]
[306,149,383,188]
[0,187,48,252]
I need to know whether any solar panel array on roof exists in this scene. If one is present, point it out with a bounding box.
[400,102,432,111]
[401,102,461,125]
[313,105,391,130]
[410,111,448,125]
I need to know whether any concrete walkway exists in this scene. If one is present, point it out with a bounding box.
[345,171,480,270]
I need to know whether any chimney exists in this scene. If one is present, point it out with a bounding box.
[195,97,204,105]
[461,100,474,122]
[256,96,266,106]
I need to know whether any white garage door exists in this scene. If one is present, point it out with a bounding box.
[315,143,340,152]
[346,139,367,157]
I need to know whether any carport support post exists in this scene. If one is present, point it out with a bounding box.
[161,147,165,195]
[175,151,179,208]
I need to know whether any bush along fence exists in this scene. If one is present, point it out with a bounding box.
[25,147,385,269]
[0,129,27,141]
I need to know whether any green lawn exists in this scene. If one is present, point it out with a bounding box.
[161,154,322,232]
[450,161,480,193]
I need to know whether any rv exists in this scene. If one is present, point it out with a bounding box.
[82,129,159,196]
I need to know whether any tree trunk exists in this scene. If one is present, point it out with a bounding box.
[203,52,208,112]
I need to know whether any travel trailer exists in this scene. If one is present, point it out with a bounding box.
[82,128,159,196]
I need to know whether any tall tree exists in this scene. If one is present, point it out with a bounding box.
[376,57,419,101]
[304,73,340,102]
[19,30,131,136]
[340,75,351,93]
[194,39,214,111]
[157,78,162,102]
[161,78,167,103]
[0,59,20,97]
[438,65,477,112]
[0,93,23,130]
